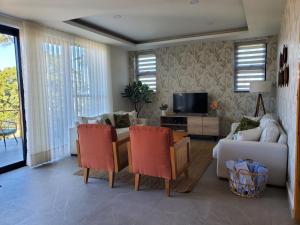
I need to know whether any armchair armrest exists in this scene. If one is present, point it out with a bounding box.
[170,137,190,179]
[113,136,130,172]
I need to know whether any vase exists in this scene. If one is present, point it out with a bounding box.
[161,110,167,116]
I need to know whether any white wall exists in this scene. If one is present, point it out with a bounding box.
[109,46,131,111]
[277,0,300,212]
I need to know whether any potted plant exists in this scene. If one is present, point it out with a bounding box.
[159,104,168,116]
[121,81,153,118]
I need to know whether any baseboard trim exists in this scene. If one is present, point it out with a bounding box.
[286,181,295,218]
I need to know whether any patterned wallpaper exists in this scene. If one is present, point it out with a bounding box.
[129,36,278,136]
[277,0,300,206]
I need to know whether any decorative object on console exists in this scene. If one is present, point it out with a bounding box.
[121,81,153,117]
[278,45,289,87]
[250,81,271,117]
[209,100,219,116]
[159,104,168,116]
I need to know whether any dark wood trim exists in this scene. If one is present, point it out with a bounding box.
[295,63,300,223]
[65,19,137,44]
[0,24,27,173]
[65,19,248,45]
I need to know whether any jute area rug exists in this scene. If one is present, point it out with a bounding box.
[74,140,216,193]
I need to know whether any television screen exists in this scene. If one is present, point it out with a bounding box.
[173,93,208,114]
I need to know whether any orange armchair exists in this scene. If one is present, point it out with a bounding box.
[127,126,190,196]
[77,124,128,188]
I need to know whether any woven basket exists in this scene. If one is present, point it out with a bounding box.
[228,168,268,198]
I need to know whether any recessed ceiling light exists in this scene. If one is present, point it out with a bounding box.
[190,0,199,4]
[113,15,122,19]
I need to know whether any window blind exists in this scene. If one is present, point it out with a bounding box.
[137,53,156,92]
[234,42,267,92]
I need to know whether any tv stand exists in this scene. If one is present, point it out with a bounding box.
[160,114,219,137]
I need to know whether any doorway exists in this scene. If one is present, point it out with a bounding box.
[0,24,26,173]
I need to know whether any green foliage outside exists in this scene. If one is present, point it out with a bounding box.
[0,34,19,126]
[0,67,19,122]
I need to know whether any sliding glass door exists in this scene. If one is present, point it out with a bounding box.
[0,24,26,173]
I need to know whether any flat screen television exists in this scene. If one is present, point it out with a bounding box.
[173,93,208,114]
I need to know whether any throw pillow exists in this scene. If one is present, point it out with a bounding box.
[244,115,261,122]
[101,113,115,127]
[114,114,131,128]
[104,118,113,126]
[236,127,263,141]
[234,117,260,134]
[260,122,280,143]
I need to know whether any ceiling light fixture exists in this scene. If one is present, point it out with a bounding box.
[113,15,122,19]
[190,0,199,4]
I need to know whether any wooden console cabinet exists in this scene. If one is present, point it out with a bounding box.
[161,115,219,137]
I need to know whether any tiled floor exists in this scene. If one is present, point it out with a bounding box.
[0,157,295,225]
[0,137,23,167]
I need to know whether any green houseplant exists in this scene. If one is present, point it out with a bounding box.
[121,81,153,117]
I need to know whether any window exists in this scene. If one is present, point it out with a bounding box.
[234,41,267,92]
[136,52,156,92]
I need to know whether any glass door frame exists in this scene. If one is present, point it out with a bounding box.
[0,24,27,173]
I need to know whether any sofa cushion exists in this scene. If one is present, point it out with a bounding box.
[114,114,131,128]
[236,127,263,141]
[102,113,115,127]
[79,116,102,124]
[234,117,260,134]
[259,114,277,129]
[116,127,129,140]
[260,122,280,143]
[278,134,287,145]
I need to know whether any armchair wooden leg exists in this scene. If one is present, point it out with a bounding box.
[83,168,89,184]
[135,174,141,191]
[109,171,115,188]
[184,169,189,178]
[165,179,171,197]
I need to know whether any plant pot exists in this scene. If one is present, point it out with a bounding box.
[161,110,167,116]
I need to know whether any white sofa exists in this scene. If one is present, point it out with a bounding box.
[213,114,288,187]
[69,111,146,154]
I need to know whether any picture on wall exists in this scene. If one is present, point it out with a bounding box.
[278,45,289,87]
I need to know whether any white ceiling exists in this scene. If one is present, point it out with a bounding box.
[80,0,247,43]
[0,0,285,49]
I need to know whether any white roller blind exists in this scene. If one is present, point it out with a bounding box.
[234,42,267,92]
[137,53,156,92]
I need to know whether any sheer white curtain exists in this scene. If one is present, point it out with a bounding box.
[21,22,112,166]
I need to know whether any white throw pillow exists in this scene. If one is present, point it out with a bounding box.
[79,116,102,124]
[260,122,280,143]
[236,127,263,141]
